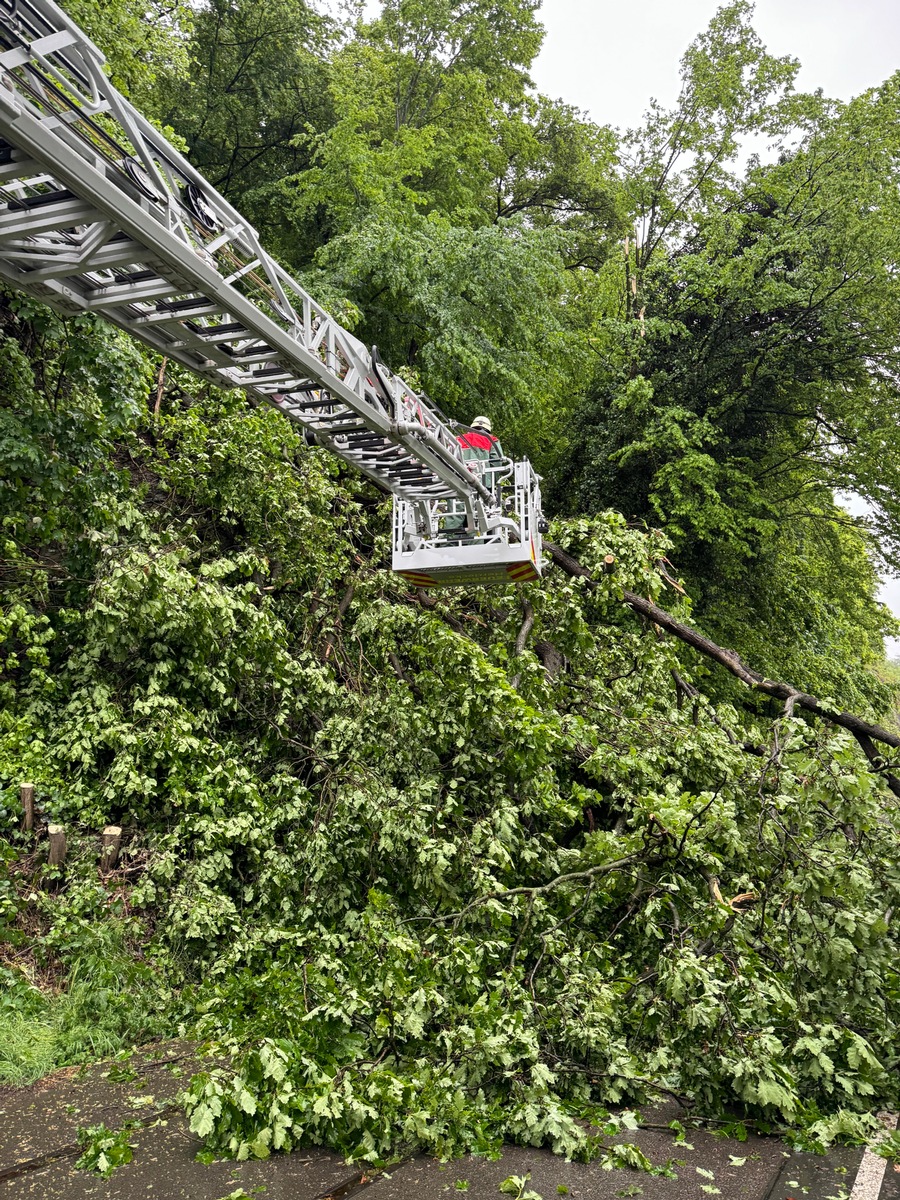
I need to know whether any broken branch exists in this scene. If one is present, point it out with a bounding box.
[544,541,900,798]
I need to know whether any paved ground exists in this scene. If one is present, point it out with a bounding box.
[361,1120,884,1200]
[0,1046,895,1200]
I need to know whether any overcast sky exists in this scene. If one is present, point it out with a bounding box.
[532,0,899,131]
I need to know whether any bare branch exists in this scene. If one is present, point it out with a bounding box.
[402,855,640,926]
[544,541,900,799]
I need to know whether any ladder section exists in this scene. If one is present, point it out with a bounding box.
[0,0,496,525]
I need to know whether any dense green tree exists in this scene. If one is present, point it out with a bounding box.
[559,75,900,542]
[63,0,193,115]
[155,0,623,445]
[279,1,621,443]
[290,0,545,233]
[160,0,334,249]
[3,0,900,1167]
[550,6,900,694]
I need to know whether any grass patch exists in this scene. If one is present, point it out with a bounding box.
[0,973,169,1085]
[0,918,171,1086]
[0,1009,59,1084]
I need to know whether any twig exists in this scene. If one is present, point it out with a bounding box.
[401,854,640,926]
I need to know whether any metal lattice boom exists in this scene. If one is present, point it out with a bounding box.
[0,0,543,585]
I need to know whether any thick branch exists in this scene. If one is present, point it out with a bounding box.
[514,599,535,657]
[510,599,535,689]
[852,730,900,797]
[323,584,355,661]
[534,639,565,680]
[544,542,900,796]
[388,650,421,699]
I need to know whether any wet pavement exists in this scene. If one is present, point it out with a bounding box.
[363,1122,861,1200]
[880,1160,900,1200]
[0,1044,354,1198]
[0,1047,893,1200]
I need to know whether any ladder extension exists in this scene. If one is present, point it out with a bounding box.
[0,0,545,563]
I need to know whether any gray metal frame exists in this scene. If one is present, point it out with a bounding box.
[0,0,544,584]
[392,458,543,585]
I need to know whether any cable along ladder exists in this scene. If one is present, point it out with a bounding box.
[0,0,544,586]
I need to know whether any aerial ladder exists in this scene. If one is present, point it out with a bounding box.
[0,0,544,586]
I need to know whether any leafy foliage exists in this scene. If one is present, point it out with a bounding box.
[159,0,334,248]
[552,7,900,686]
[2,283,899,1158]
[0,862,170,1083]
[500,1175,543,1200]
[63,0,193,114]
[75,1122,137,1177]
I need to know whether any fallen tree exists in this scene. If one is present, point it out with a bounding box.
[545,541,900,799]
[4,330,899,1159]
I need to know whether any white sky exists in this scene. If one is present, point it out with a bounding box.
[532,0,899,131]
[839,497,900,655]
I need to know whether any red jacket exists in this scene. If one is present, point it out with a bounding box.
[456,430,503,462]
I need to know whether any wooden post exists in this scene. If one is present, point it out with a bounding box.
[100,825,122,871]
[47,824,66,867]
[20,783,35,832]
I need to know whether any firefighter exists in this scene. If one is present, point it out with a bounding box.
[457,416,504,481]
[444,416,505,533]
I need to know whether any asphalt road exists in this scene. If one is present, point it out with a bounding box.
[0,1048,896,1200]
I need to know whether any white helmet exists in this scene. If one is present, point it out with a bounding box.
[471,415,492,432]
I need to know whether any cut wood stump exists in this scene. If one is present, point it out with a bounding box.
[47,824,67,867]
[20,783,35,832]
[101,825,122,871]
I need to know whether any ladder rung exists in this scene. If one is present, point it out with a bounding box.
[0,197,98,235]
[113,267,158,283]
[157,296,221,314]
[277,387,324,400]
[221,343,275,360]
[87,277,180,307]
[0,156,39,183]
[138,302,223,325]
[187,321,247,340]
[234,366,294,380]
